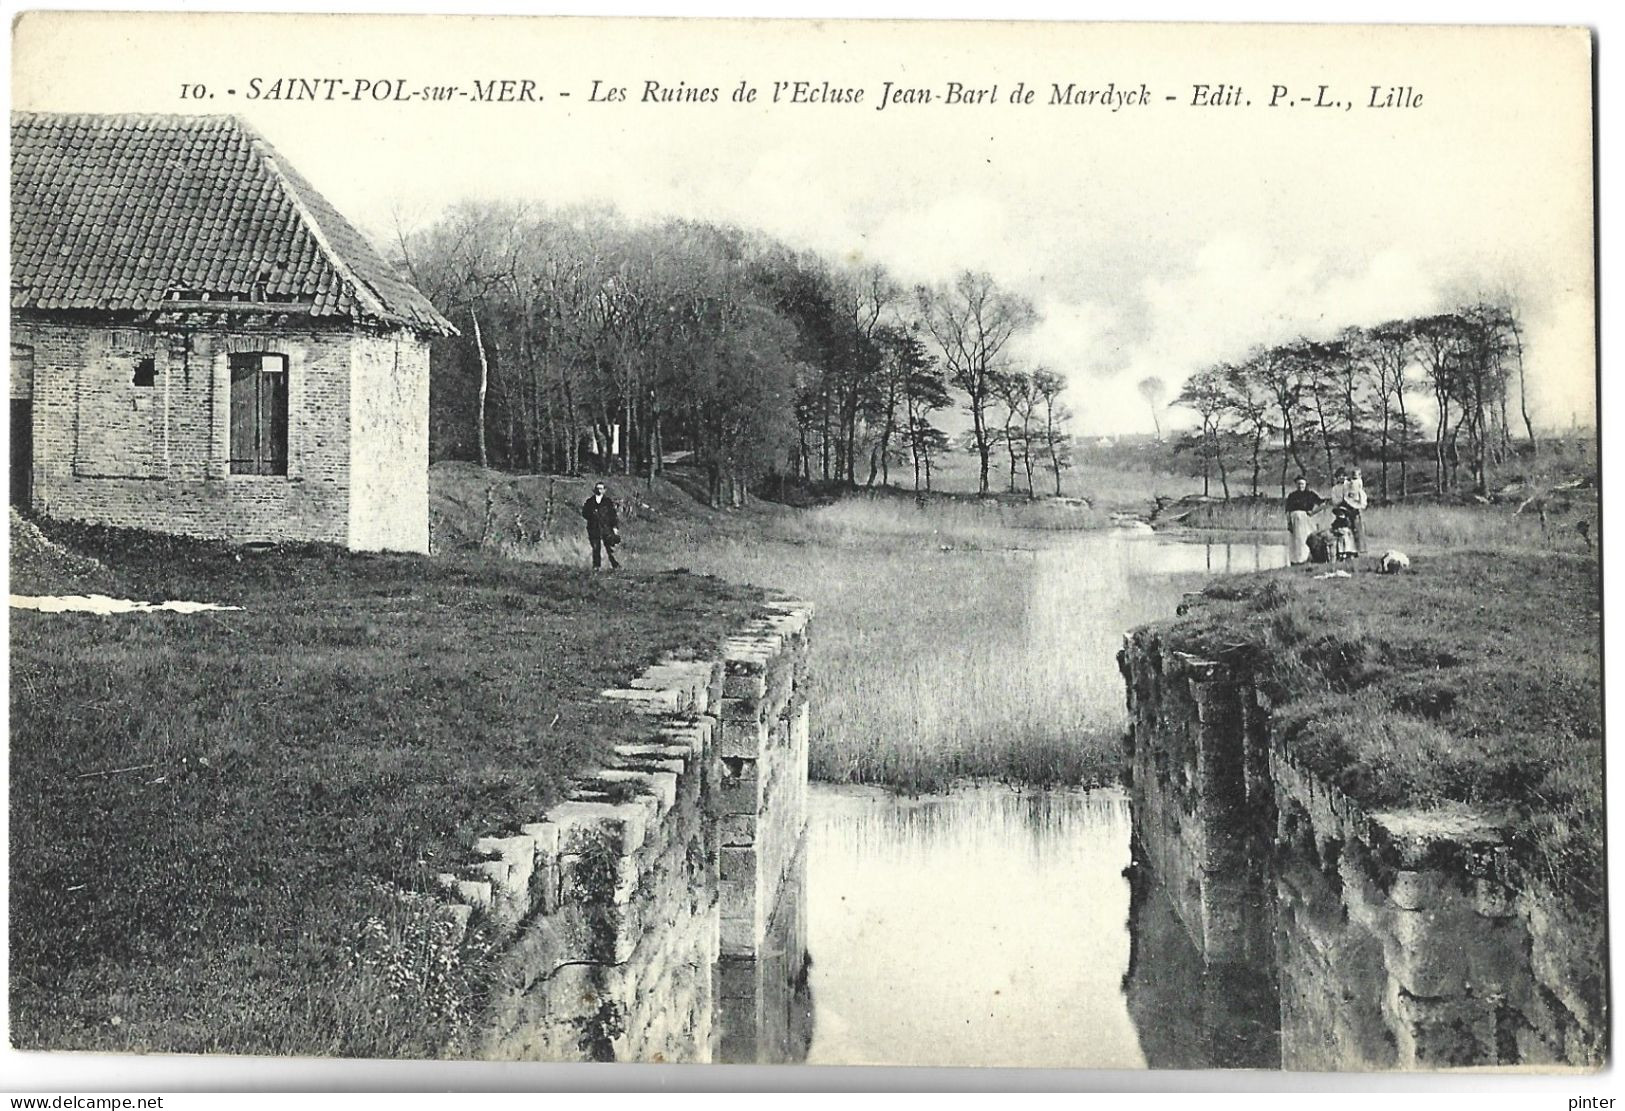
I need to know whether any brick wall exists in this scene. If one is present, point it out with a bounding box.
[13,316,431,552]
[11,341,34,401]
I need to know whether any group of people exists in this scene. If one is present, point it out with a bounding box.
[1284,467,1368,565]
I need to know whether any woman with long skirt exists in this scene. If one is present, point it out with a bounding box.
[1284,475,1325,564]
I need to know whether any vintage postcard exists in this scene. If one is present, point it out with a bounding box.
[5,9,1603,1087]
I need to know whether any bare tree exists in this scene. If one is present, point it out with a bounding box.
[1174,365,1231,499]
[1361,320,1415,499]
[917,271,1037,495]
[1032,369,1073,496]
[1412,313,1465,493]
[1221,358,1273,496]
[1252,345,1310,494]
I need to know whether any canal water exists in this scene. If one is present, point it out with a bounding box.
[803,783,1144,1067]
[719,529,1290,1067]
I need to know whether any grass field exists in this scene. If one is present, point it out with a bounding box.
[8,519,760,1056]
[1164,551,1603,912]
[1164,496,1588,552]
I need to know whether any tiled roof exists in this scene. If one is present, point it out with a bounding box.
[11,112,454,335]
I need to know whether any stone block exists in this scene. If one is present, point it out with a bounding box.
[720,718,769,759]
[723,651,774,676]
[611,753,687,777]
[600,687,681,713]
[546,799,648,857]
[456,878,493,913]
[630,662,709,712]
[592,768,680,817]
[559,847,640,907]
[473,834,537,897]
[662,718,713,757]
[1386,915,1480,998]
[719,872,754,919]
[519,822,561,913]
[720,846,758,886]
[1473,876,1516,919]
[716,959,759,1004]
[719,758,761,814]
[471,858,512,889]
[434,900,473,942]
[723,673,767,699]
[1388,988,1498,1068]
[519,821,560,859]
[544,962,620,1025]
[613,739,690,763]
[1387,870,1446,912]
[721,698,765,725]
[721,813,757,846]
[719,912,760,958]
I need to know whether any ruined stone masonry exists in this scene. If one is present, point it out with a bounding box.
[1119,628,1606,1070]
[417,599,812,1062]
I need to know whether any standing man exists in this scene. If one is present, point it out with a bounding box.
[581,481,621,570]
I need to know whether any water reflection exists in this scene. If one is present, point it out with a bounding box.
[801,783,1145,1068]
[1122,847,1281,1069]
[1109,530,1289,577]
[715,844,814,1064]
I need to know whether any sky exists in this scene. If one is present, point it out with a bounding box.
[11,11,1599,436]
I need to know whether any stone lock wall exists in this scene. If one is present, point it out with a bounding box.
[420,600,813,1063]
[1119,628,1606,1070]
[717,610,812,961]
[1120,635,1276,971]
[1271,748,1606,1069]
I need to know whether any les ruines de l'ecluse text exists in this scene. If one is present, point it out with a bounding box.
[177,77,1425,112]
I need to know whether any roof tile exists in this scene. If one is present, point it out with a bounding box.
[11,112,454,335]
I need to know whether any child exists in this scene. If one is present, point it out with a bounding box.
[1331,502,1358,561]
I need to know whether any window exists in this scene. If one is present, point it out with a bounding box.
[229,352,288,475]
[132,357,156,387]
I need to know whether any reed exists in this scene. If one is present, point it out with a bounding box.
[1171,497,1579,552]
[766,491,1104,548]
[662,521,1189,794]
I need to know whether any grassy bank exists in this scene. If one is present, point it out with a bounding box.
[1161,551,1602,911]
[9,518,760,1056]
[906,445,1202,514]
[1162,496,1586,552]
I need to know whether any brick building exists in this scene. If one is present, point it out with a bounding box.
[9,112,455,553]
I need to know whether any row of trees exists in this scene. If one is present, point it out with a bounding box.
[398,202,1072,503]
[1170,303,1533,499]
